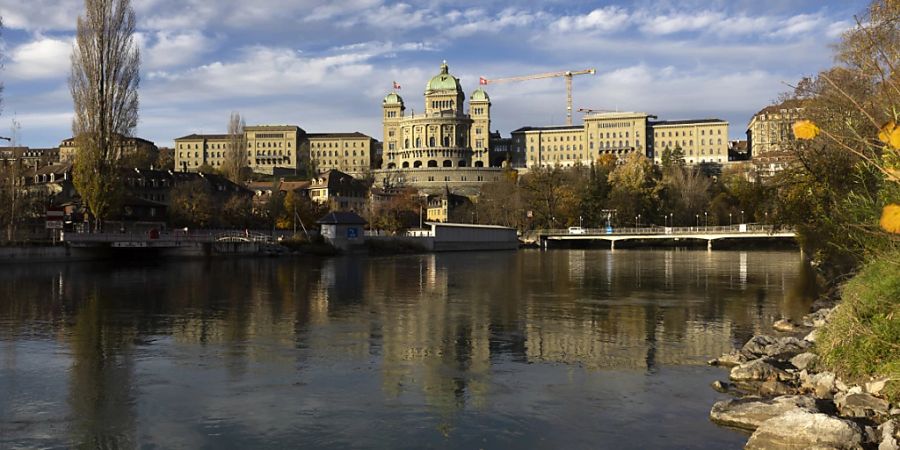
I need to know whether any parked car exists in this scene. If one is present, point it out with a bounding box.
[567,227,586,235]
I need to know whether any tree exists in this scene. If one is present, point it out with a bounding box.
[660,145,685,173]
[221,194,254,229]
[476,177,522,228]
[607,152,658,225]
[658,166,711,226]
[281,190,328,234]
[223,112,247,183]
[168,180,214,228]
[70,0,140,231]
[155,147,175,170]
[520,165,575,228]
[0,119,44,242]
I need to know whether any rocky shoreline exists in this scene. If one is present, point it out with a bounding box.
[707,299,898,449]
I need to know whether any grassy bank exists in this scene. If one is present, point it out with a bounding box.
[817,250,900,403]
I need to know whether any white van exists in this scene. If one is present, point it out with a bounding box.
[567,227,586,235]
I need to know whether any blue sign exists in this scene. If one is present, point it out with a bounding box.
[347,227,359,239]
[606,226,613,234]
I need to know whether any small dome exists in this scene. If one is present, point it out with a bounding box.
[426,61,462,94]
[470,88,489,102]
[383,92,404,105]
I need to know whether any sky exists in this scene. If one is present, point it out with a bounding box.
[0,0,870,148]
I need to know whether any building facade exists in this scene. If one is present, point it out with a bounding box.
[308,132,376,176]
[746,99,803,158]
[513,112,653,169]
[381,62,487,170]
[175,125,305,175]
[60,134,158,166]
[649,119,729,165]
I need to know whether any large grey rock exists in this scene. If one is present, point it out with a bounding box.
[878,420,898,450]
[834,392,891,419]
[790,352,819,371]
[745,409,864,450]
[742,335,810,359]
[802,308,833,328]
[731,358,794,382]
[866,379,889,395]
[710,395,817,430]
[804,328,820,343]
[709,350,746,368]
[801,371,838,399]
[774,318,800,332]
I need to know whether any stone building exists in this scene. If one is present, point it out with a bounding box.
[649,119,729,165]
[308,132,376,176]
[308,169,368,212]
[375,61,504,194]
[174,125,306,175]
[746,99,803,158]
[60,134,158,167]
[512,112,653,169]
[426,186,474,223]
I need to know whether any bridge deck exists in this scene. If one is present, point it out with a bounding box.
[540,225,795,241]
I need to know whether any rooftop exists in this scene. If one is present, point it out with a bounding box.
[307,132,372,139]
[649,119,727,127]
[511,125,583,133]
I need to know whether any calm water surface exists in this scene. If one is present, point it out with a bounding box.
[0,249,816,449]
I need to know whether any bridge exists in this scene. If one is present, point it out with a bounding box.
[538,224,795,250]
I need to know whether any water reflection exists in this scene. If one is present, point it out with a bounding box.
[0,250,816,448]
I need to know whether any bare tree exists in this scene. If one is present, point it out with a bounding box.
[69,0,140,231]
[224,111,247,183]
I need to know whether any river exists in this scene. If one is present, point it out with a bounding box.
[0,249,816,449]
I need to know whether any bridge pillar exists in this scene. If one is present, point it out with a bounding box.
[707,240,713,251]
[610,240,615,250]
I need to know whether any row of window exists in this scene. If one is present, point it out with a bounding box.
[654,129,723,138]
[311,141,366,148]
[313,150,367,157]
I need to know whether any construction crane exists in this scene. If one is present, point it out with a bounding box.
[479,68,596,126]
[577,108,616,114]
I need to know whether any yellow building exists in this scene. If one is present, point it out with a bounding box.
[60,134,158,166]
[514,112,651,168]
[649,119,729,165]
[381,62,488,170]
[514,125,588,169]
[584,112,651,160]
[308,132,376,176]
[747,99,803,157]
[174,125,305,174]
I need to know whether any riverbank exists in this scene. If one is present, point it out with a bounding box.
[706,256,899,449]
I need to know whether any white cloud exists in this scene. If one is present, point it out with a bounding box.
[551,7,631,33]
[637,11,723,35]
[138,31,217,70]
[6,36,73,79]
[0,0,82,31]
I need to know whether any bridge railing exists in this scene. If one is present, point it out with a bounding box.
[61,229,284,244]
[539,224,780,236]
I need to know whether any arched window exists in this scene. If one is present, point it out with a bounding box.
[474,161,484,167]
[428,160,439,167]
[458,160,467,167]
[414,160,423,168]
[442,160,451,167]
[415,138,421,147]
[402,161,410,168]
[429,137,435,147]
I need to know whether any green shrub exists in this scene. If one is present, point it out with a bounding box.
[817,250,900,402]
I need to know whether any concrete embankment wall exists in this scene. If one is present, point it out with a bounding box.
[0,245,86,263]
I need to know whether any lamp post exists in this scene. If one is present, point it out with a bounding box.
[695,214,699,227]
[704,211,708,227]
[741,210,745,224]
[729,212,732,226]
[670,213,673,227]
[663,213,668,228]
[635,215,638,228]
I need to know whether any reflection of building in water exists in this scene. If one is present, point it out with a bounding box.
[374,254,492,414]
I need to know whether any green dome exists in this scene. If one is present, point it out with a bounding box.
[383,92,403,105]
[426,61,462,93]
[470,88,489,102]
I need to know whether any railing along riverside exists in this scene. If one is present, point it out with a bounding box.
[62,229,288,243]
[538,224,783,236]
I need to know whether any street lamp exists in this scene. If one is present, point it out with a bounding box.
[635,215,638,228]
[729,212,732,226]
[670,213,673,227]
[695,214,699,227]
[741,210,745,224]
[704,211,708,227]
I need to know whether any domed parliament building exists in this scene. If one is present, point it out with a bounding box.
[375,62,504,192]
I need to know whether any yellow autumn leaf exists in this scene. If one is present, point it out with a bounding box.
[881,204,900,234]
[793,120,820,140]
[878,121,895,144]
